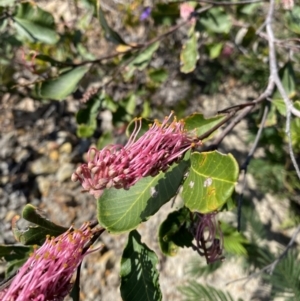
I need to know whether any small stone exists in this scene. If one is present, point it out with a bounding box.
[47,141,59,151]
[36,176,51,196]
[5,210,17,222]
[56,131,69,145]
[30,157,59,175]
[0,175,9,185]
[15,97,35,111]
[15,148,30,163]
[56,163,74,182]
[8,190,26,210]
[59,142,72,154]
[49,150,59,161]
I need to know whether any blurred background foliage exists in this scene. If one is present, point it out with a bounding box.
[1,0,300,300]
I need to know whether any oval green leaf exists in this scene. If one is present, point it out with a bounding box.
[97,160,188,233]
[13,3,59,44]
[35,66,89,101]
[182,151,239,213]
[98,6,126,45]
[158,207,193,256]
[120,230,162,301]
[12,205,67,245]
[199,7,232,34]
[180,26,198,74]
[184,113,226,139]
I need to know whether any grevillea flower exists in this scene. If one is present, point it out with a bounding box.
[72,112,197,198]
[190,212,224,264]
[0,223,95,301]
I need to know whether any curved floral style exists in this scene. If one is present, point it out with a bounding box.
[190,212,224,264]
[72,112,197,198]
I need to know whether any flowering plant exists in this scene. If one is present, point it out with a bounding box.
[1,112,238,301]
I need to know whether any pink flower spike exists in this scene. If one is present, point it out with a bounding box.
[72,112,199,198]
[0,223,98,301]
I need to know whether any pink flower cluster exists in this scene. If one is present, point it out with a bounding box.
[72,112,196,198]
[0,223,94,301]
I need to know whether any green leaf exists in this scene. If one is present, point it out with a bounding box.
[13,3,59,44]
[98,6,126,45]
[158,207,193,256]
[273,99,286,116]
[221,222,248,256]
[148,68,168,83]
[97,131,113,150]
[0,244,32,278]
[76,92,104,138]
[36,54,64,66]
[291,105,300,151]
[22,204,67,233]
[199,7,232,34]
[0,245,31,259]
[183,151,239,213]
[35,66,89,101]
[273,62,296,102]
[239,3,262,15]
[120,93,136,115]
[12,205,67,245]
[180,26,198,74]
[207,43,223,59]
[184,113,226,139]
[120,230,162,301]
[97,160,189,233]
[152,3,179,26]
[124,42,160,80]
[285,6,300,34]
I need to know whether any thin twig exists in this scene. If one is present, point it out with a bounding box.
[237,105,269,231]
[266,0,300,180]
[211,80,274,147]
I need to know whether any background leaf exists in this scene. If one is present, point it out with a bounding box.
[199,7,232,34]
[13,3,59,44]
[98,160,189,233]
[180,26,198,74]
[183,151,239,213]
[12,205,67,245]
[184,113,226,139]
[76,92,104,138]
[285,6,300,34]
[120,230,162,301]
[273,62,296,101]
[124,42,160,80]
[35,66,89,101]
[98,6,126,45]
